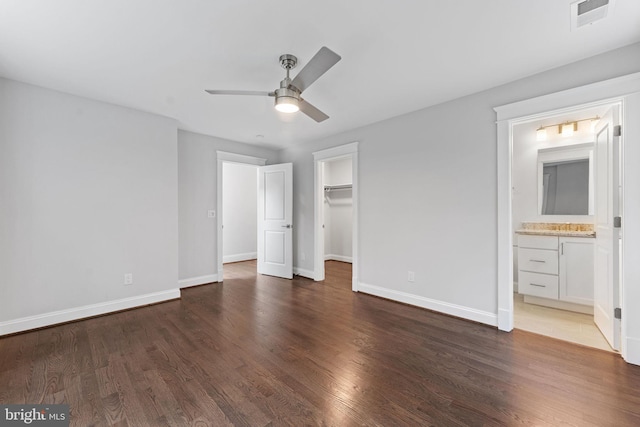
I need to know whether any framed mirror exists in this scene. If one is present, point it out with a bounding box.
[537,143,594,216]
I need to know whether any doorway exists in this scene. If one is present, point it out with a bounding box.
[322,157,353,265]
[511,104,617,351]
[313,142,359,289]
[222,162,258,265]
[216,151,266,280]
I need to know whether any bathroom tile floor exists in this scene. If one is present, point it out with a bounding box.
[514,293,614,352]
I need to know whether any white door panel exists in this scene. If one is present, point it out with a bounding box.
[593,105,620,351]
[258,163,293,279]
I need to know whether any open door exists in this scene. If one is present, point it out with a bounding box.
[257,163,293,279]
[593,105,621,351]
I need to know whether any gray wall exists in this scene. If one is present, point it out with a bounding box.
[0,78,178,328]
[177,130,277,281]
[280,42,640,320]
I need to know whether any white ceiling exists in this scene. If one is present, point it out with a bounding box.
[1,1,639,150]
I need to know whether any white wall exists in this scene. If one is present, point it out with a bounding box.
[223,162,257,263]
[324,158,352,262]
[0,78,179,334]
[178,130,276,285]
[279,42,640,326]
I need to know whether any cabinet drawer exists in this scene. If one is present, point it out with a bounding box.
[518,235,558,250]
[519,271,559,299]
[518,248,558,274]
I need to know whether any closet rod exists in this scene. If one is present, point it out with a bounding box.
[324,184,352,192]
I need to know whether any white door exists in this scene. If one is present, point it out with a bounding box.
[593,105,621,351]
[257,163,293,279]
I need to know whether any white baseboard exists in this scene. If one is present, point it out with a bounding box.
[358,282,498,327]
[523,295,593,314]
[624,336,640,366]
[178,274,219,288]
[324,254,353,263]
[293,267,314,279]
[0,289,180,336]
[498,308,514,332]
[223,252,257,264]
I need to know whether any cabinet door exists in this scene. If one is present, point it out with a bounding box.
[559,237,594,305]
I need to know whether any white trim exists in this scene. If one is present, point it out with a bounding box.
[313,142,359,161]
[223,252,257,263]
[494,72,640,121]
[359,282,498,327]
[293,267,315,279]
[216,152,267,282]
[495,72,640,364]
[625,336,640,366]
[216,150,267,165]
[179,274,218,288]
[313,142,359,292]
[0,289,180,336]
[324,254,353,263]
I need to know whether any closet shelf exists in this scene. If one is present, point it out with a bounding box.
[324,184,352,192]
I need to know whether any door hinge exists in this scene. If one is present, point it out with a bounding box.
[614,125,622,137]
[614,307,622,320]
[614,216,622,228]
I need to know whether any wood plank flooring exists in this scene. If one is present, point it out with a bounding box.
[1,260,640,426]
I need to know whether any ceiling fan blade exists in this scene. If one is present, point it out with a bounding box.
[299,98,329,122]
[290,46,341,93]
[205,90,274,96]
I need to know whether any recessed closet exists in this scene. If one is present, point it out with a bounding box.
[323,158,353,264]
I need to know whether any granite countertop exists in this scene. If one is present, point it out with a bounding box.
[516,222,596,238]
[515,229,596,238]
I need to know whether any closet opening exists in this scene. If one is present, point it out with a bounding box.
[313,142,359,289]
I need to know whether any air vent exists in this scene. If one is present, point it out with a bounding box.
[570,0,614,31]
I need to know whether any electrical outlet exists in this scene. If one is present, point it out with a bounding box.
[124,273,133,285]
[407,271,415,282]
[207,210,216,218]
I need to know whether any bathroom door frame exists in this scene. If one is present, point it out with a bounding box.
[494,72,640,365]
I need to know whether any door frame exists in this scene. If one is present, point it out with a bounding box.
[216,151,266,281]
[313,142,359,290]
[494,72,640,364]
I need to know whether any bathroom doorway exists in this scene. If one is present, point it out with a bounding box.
[510,102,620,352]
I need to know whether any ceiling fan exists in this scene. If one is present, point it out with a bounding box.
[205,46,341,122]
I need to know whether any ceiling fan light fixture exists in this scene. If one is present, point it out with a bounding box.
[275,96,299,113]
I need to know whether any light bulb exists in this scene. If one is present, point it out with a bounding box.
[561,122,576,137]
[275,97,299,113]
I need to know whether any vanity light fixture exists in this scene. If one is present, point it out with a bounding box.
[534,115,600,140]
[536,127,547,141]
[561,121,577,137]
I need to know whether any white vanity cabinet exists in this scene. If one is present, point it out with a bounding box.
[517,234,594,306]
[518,235,559,299]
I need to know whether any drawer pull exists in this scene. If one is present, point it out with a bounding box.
[529,259,546,263]
[530,283,546,288]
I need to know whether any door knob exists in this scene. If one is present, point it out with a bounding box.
[281,224,292,229]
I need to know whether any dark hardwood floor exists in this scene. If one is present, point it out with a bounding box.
[1,260,640,426]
